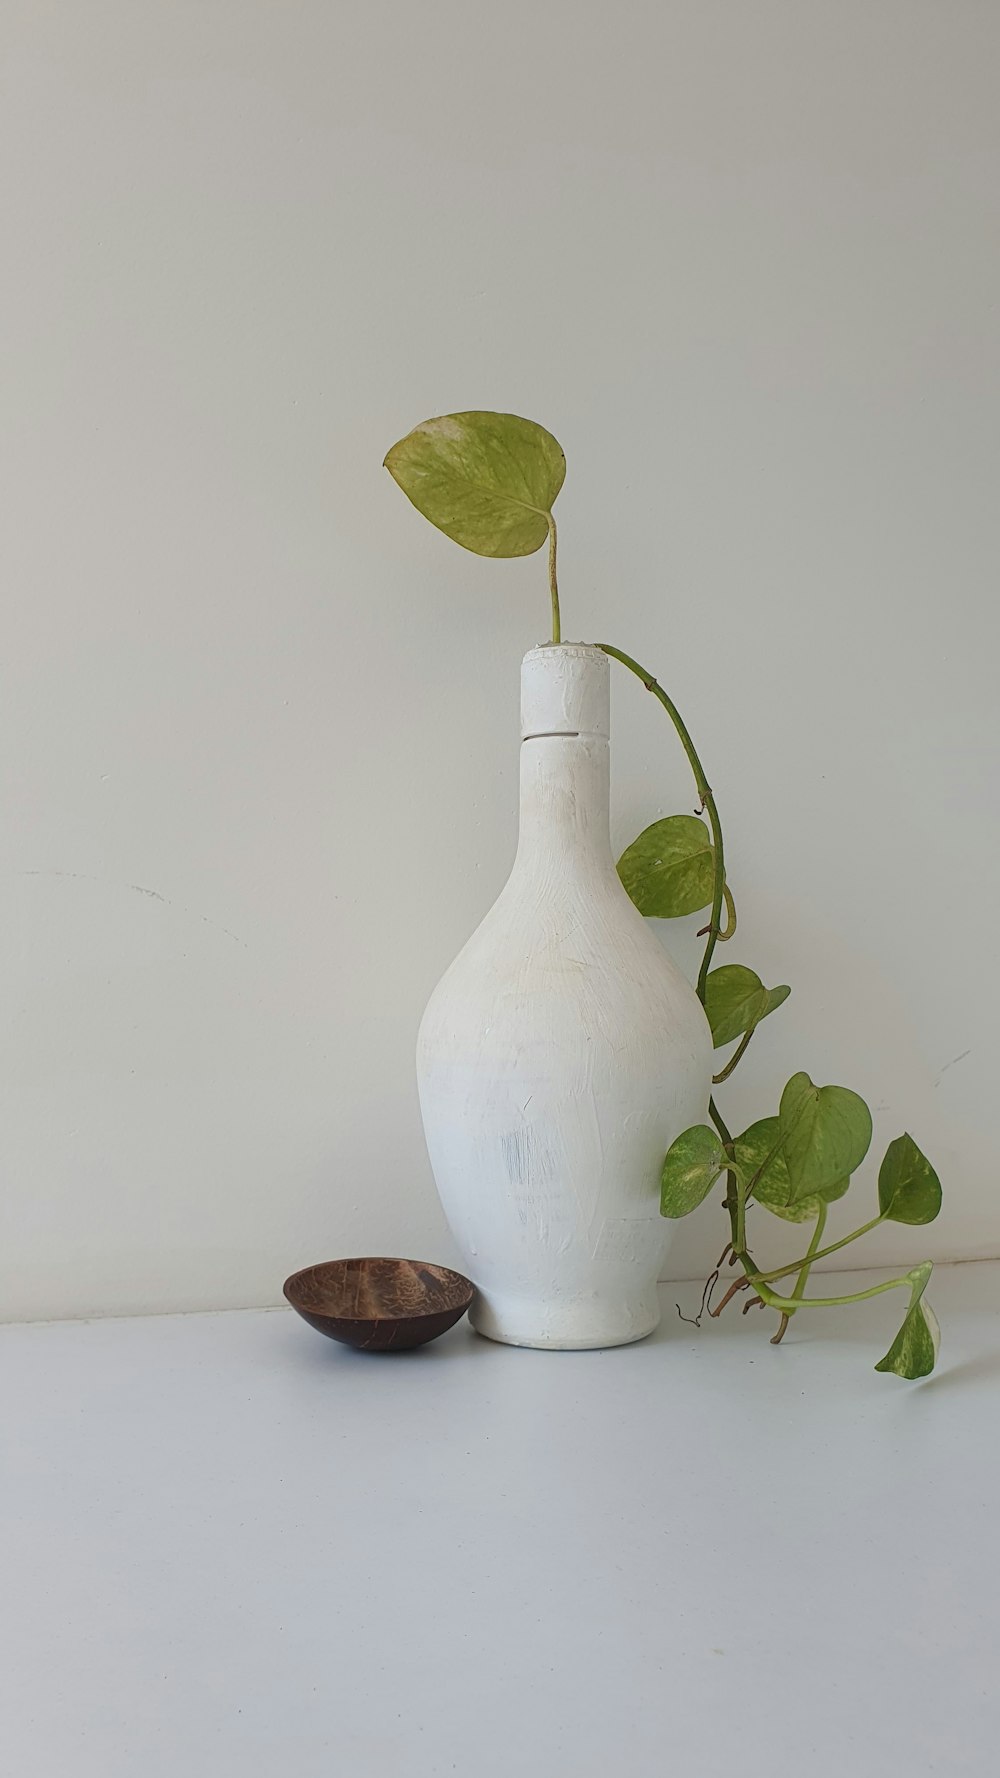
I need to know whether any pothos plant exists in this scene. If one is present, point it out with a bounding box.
[385,409,943,1379]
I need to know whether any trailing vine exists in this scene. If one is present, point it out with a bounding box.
[385,409,943,1379]
[598,643,940,1374]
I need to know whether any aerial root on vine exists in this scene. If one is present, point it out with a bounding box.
[711,1276,750,1317]
[717,884,738,941]
[742,1295,766,1314]
[676,1267,721,1328]
[770,1312,791,1345]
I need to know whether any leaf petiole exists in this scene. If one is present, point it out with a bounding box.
[790,1201,828,1304]
[751,1212,886,1285]
[746,1267,920,1315]
[547,514,560,644]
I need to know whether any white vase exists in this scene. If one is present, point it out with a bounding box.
[417,643,712,1349]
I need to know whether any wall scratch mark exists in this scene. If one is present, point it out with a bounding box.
[934,1048,972,1088]
[17,869,248,947]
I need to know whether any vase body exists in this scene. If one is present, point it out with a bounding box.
[416,644,712,1349]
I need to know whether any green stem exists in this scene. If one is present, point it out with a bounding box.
[706,1097,741,1245]
[547,515,560,644]
[597,644,725,998]
[752,1213,886,1286]
[790,1201,827,1305]
[708,1096,733,1147]
[750,1269,918,1315]
[735,1174,748,1253]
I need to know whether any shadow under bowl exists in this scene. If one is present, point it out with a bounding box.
[283,1256,475,1352]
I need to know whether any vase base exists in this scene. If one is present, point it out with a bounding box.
[468,1292,661,1351]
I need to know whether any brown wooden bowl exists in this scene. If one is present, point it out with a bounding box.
[283,1257,475,1352]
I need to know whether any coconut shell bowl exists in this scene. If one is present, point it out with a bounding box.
[283,1257,475,1352]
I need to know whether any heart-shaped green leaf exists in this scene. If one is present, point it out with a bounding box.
[704,965,791,1049]
[384,411,566,557]
[618,816,715,919]
[660,1125,726,1219]
[877,1134,942,1226]
[875,1263,939,1378]
[733,1116,848,1222]
[778,1072,872,1204]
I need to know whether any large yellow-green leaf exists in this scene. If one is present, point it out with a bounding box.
[778,1072,872,1205]
[617,815,715,918]
[383,411,565,557]
[703,964,790,1049]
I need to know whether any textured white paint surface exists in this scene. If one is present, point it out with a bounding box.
[418,648,711,1347]
[1,3,999,1319]
[2,1261,998,1777]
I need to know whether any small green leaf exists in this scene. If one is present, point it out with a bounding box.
[618,816,715,918]
[734,1116,848,1222]
[660,1125,726,1219]
[874,1301,939,1378]
[877,1133,942,1226]
[778,1071,872,1204]
[704,965,791,1049]
[875,1267,939,1378]
[384,411,565,557]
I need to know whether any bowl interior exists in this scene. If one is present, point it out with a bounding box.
[284,1257,473,1324]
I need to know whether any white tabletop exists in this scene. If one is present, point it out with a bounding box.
[3,1261,998,1777]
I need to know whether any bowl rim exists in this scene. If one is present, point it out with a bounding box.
[282,1256,475,1323]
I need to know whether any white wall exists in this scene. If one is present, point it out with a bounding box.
[2,1,998,1321]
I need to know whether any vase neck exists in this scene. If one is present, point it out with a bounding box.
[513,644,614,876]
[520,643,610,743]
[514,735,614,875]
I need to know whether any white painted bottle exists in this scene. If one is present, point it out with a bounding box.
[417,644,712,1349]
